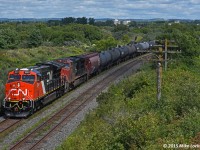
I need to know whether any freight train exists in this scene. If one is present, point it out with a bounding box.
[2,41,155,117]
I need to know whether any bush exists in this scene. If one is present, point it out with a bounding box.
[58,67,200,149]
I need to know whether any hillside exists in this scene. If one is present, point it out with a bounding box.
[58,62,200,149]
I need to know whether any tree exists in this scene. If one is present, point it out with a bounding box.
[114,24,129,32]
[27,29,42,48]
[61,17,76,25]
[105,20,114,26]
[0,28,19,49]
[89,18,95,25]
[47,20,61,26]
[94,36,118,51]
[76,17,87,24]
[129,21,137,27]
[122,34,131,44]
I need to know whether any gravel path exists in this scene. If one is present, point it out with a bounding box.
[0,57,146,150]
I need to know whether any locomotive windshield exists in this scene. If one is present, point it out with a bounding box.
[7,74,21,83]
[65,63,70,68]
[22,75,35,84]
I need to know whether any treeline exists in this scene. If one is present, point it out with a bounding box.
[0,23,103,49]
[47,17,95,26]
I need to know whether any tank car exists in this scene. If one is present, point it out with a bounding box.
[118,46,129,61]
[126,44,137,58]
[136,42,150,50]
[99,51,112,70]
[108,48,121,64]
[148,40,156,49]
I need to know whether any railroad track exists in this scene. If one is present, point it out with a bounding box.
[10,54,150,150]
[0,119,21,135]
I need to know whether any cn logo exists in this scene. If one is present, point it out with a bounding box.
[11,89,28,96]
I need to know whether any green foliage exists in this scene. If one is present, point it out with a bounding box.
[88,18,95,25]
[0,28,19,49]
[95,20,114,26]
[61,17,76,24]
[76,17,88,24]
[27,29,42,48]
[156,23,200,66]
[93,36,118,51]
[0,23,104,50]
[129,21,137,27]
[58,67,200,149]
[114,24,129,32]
[121,34,131,44]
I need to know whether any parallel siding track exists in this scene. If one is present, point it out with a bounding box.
[0,119,21,134]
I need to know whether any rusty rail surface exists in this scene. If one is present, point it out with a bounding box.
[0,119,21,134]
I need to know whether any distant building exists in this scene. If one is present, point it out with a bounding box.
[122,20,131,25]
[168,23,172,26]
[174,20,180,23]
[114,19,120,25]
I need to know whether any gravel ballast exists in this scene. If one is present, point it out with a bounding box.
[0,57,147,150]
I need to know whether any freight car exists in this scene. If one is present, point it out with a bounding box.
[99,51,112,70]
[2,41,153,118]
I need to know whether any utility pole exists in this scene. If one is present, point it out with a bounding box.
[157,47,163,101]
[164,39,168,71]
[137,39,181,101]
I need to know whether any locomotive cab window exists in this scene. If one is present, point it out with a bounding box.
[7,74,21,83]
[22,75,35,84]
[37,75,41,82]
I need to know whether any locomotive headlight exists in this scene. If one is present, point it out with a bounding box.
[18,82,20,87]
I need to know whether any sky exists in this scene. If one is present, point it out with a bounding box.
[0,0,200,20]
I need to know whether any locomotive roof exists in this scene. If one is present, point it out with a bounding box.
[36,61,65,70]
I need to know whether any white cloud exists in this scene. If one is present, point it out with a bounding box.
[0,0,199,19]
